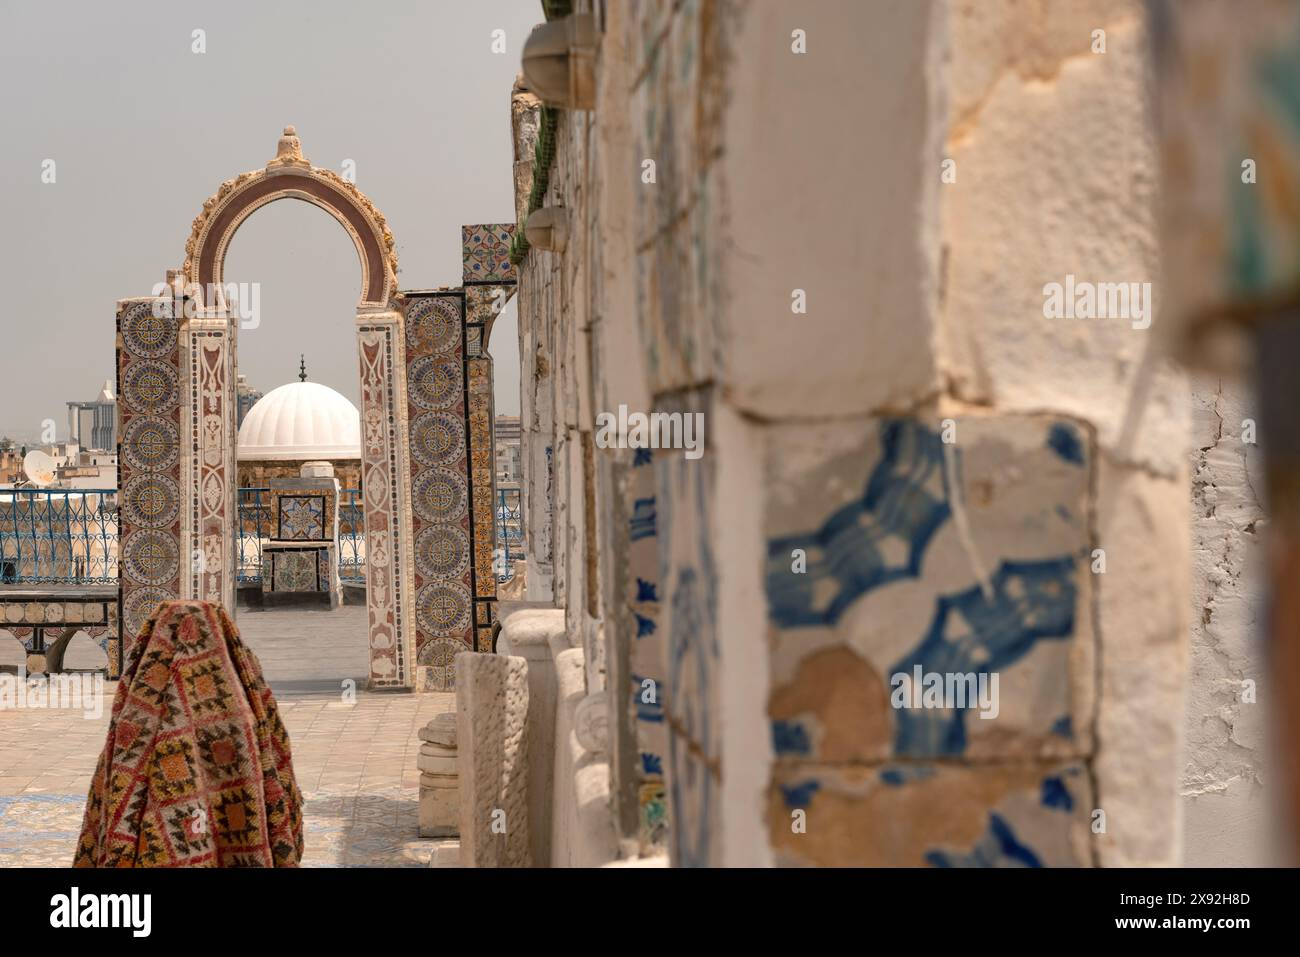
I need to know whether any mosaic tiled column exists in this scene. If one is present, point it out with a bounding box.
[402,292,474,691]
[357,312,415,688]
[182,312,236,612]
[467,355,497,652]
[463,224,518,650]
[116,297,184,670]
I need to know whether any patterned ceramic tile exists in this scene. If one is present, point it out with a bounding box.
[465,285,513,326]
[269,548,327,593]
[116,298,183,672]
[626,447,668,853]
[404,293,474,691]
[277,495,326,541]
[763,415,1096,766]
[461,224,516,284]
[768,760,1093,867]
[467,357,496,600]
[654,390,718,865]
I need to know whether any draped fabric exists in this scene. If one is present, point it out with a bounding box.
[74,600,302,867]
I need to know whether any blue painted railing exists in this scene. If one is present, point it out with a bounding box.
[236,487,272,585]
[0,489,118,585]
[339,487,365,584]
[0,486,368,588]
[496,487,524,582]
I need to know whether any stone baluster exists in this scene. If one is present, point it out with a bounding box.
[418,711,459,838]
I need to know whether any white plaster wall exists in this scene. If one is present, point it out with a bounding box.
[1183,375,1276,865]
[712,402,774,868]
[940,2,1185,478]
[718,0,941,419]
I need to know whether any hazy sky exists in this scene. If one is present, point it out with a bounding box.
[0,0,535,443]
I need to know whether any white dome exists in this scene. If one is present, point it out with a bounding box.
[237,381,361,461]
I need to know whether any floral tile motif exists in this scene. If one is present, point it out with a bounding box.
[461,224,516,284]
[278,495,326,541]
[764,415,1096,768]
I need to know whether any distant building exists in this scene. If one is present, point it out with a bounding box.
[0,448,22,484]
[66,379,115,451]
[54,447,117,489]
[236,374,263,430]
[494,414,521,483]
[0,442,117,490]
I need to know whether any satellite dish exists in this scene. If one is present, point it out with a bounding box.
[22,450,56,486]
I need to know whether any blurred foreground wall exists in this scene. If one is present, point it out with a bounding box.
[502,0,1271,866]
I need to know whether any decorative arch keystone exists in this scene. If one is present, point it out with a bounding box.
[182,126,399,310]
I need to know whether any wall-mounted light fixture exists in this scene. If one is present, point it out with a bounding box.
[521,14,597,110]
[525,206,569,254]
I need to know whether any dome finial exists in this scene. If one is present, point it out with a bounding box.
[298,354,307,382]
[268,125,309,168]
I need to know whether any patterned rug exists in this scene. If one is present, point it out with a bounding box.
[74,601,303,866]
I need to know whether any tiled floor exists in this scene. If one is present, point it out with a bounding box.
[0,606,452,868]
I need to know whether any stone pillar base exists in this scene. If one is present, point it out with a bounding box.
[418,712,459,838]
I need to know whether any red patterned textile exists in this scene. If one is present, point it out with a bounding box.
[74,601,302,867]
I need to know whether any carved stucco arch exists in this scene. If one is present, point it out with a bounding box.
[182,127,398,310]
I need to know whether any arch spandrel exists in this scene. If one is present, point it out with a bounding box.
[182,127,398,310]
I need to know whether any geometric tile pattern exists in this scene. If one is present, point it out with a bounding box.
[121,528,182,586]
[403,293,474,691]
[268,548,329,593]
[117,298,183,672]
[465,285,510,327]
[277,495,327,541]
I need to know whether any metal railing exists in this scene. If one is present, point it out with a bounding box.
[0,489,118,585]
[236,487,272,585]
[236,487,367,585]
[496,487,525,582]
[339,487,365,584]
